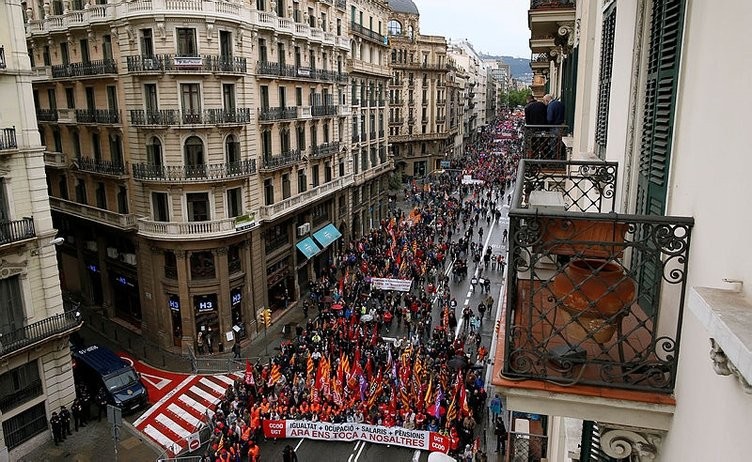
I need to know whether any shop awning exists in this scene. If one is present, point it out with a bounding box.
[312,223,342,249]
[296,237,322,260]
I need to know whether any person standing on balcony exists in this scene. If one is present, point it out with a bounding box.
[524,95,547,125]
[544,94,565,125]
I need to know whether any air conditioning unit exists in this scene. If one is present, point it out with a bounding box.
[106,247,119,259]
[123,253,137,265]
[85,241,98,252]
[297,223,311,236]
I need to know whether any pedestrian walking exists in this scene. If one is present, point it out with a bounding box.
[495,416,508,454]
[489,394,502,423]
[483,277,491,294]
[232,340,241,360]
[502,229,508,243]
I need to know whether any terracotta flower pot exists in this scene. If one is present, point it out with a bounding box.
[550,259,637,343]
[540,218,629,259]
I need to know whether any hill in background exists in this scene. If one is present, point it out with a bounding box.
[481,54,531,78]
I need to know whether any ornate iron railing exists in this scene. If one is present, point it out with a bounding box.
[350,22,386,45]
[36,109,58,122]
[125,54,247,73]
[259,106,297,122]
[260,151,302,171]
[311,105,337,117]
[0,217,36,245]
[132,160,256,181]
[0,127,17,150]
[531,0,576,9]
[311,142,340,159]
[75,109,120,124]
[256,61,347,83]
[0,309,82,358]
[129,109,250,126]
[502,159,694,393]
[51,58,117,78]
[523,125,568,161]
[76,156,127,176]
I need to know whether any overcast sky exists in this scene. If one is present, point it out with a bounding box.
[411,0,530,58]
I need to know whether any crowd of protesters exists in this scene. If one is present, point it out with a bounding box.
[200,110,524,462]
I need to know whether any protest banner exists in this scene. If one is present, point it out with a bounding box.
[370,277,413,292]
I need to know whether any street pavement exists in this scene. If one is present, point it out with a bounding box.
[19,185,513,462]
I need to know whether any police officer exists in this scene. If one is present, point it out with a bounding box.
[72,398,85,431]
[59,405,72,437]
[96,387,108,422]
[50,412,63,445]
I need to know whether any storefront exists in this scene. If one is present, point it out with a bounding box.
[230,286,246,340]
[266,256,294,312]
[194,293,220,352]
[311,223,342,278]
[110,270,141,327]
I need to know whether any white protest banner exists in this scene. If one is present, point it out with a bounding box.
[262,420,449,453]
[370,277,413,292]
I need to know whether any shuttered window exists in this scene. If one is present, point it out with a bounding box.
[595,3,617,158]
[636,0,686,216]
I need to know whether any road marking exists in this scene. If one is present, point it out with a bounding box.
[214,374,236,386]
[134,374,196,425]
[354,440,367,462]
[456,217,497,339]
[167,403,202,428]
[191,384,221,404]
[412,450,421,462]
[155,413,191,439]
[348,441,363,462]
[178,394,211,417]
[295,438,305,452]
[143,424,175,450]
[199,377,227,395]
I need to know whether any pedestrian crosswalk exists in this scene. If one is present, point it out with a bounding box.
[134,372,240,456]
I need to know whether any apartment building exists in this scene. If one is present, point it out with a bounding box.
[448,40,489,140]
[22,0,395,357]
[386,0,458,178]
[0,1,82,459]
[348,0,393,236]
[492,0,752,461]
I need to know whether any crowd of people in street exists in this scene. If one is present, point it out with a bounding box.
[196,110,526,462]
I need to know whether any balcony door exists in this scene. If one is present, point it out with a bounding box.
[144,84,158,112]
[0,276,25,336]
[0,181,8,221]
[140,29,154,57]
[79,39,90,64]
[176,28,197,57]
[181,83,201,123]
[219,31,232,59]
[85,87,95,111]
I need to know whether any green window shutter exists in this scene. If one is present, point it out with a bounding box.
[595,4,617,158]
[636,0,686,216]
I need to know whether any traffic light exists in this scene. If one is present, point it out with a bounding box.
[263,308,272,328]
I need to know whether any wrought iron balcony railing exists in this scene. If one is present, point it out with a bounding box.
[502,159,694,394]
[75,109,120,124]
[0,218,36,246]
[0,127,17,150]
[51,59,117,78]
[125,54,247,73]
[311,105,337,117]
[259,106,298,122]
[75,157,127,177]
[129,109,251,126]
[531,0,575,9]
[260,150,302,171]
[311,142,340,159]
[508,431,549,461]
[132,160,257,182]
[523,124,568,161]
[36,109,58,122]
[0,308,82,359]
[350,22,386,45]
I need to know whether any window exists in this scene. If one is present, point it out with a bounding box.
[0,276,24,336]
[144,83,158,112]
[181,83,201,122]
[595,3,617,158]
[91,132,101,160]
[261,130,272,158]
[227,187,242,217]
[296,87,303,107]
[147,137,162,166]
[219,30,232,58]
[324,162,332,183]
[277,42,286,66]
[228,245,242,274]
[297,169,307,193]
[2,402,47,450]
[184,136,204,166]
[75,178,87,204]
[282,173,291,199]
[297,125,305,151]
[47,88,57,111]
[95,182,107,209]
[60,42,69,65]
[186,193,210,221]
[0,362,42,414]
[72,130,80,158]
[226,134,240,165]
[58,176,68,200]
[152,192,169,221]
[140,29,154,57]
[259,38,268,63]
[223,84,235,111]
[102,34,113,60]
[190,252,215,280]
[65,87,75,108]
[110,134,123,165]
[311,165,320,187]
[117,186,128,213]
[79,39,90,63]
[164,251,177,278]
[43,46,50,66]
[176,28,197,56]
[264,179,274,205]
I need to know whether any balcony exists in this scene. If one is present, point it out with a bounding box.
[51,59,117,78]
[36,109,58,122]
[50,197,137,230]
[0,218,36,247]
[335,0,346,9]
[129,108,251,126]
[125,54,247,74]
[138,217,244,241]
[311,105,337,117]
[523,125,568,161]
[530,0,575,8]
[259,106,298,123]
[0,309,82,360]
[259,151,302,172]
[132,160,256,183]
[350,22,387,46]
[389,118,404,125]
[311,142,340,160]
[74,157,128,178]
[259,174,354,222]
[44,151,67,168]
[0,127,17,151]
[74,109,120,124]
[498,159,693,399]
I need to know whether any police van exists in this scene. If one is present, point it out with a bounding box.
[72,345,149,413]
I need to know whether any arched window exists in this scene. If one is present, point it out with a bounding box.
[184,136,204,166]
[225,134,240,165]
[147,137,162,166]
[387,20,402,36]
